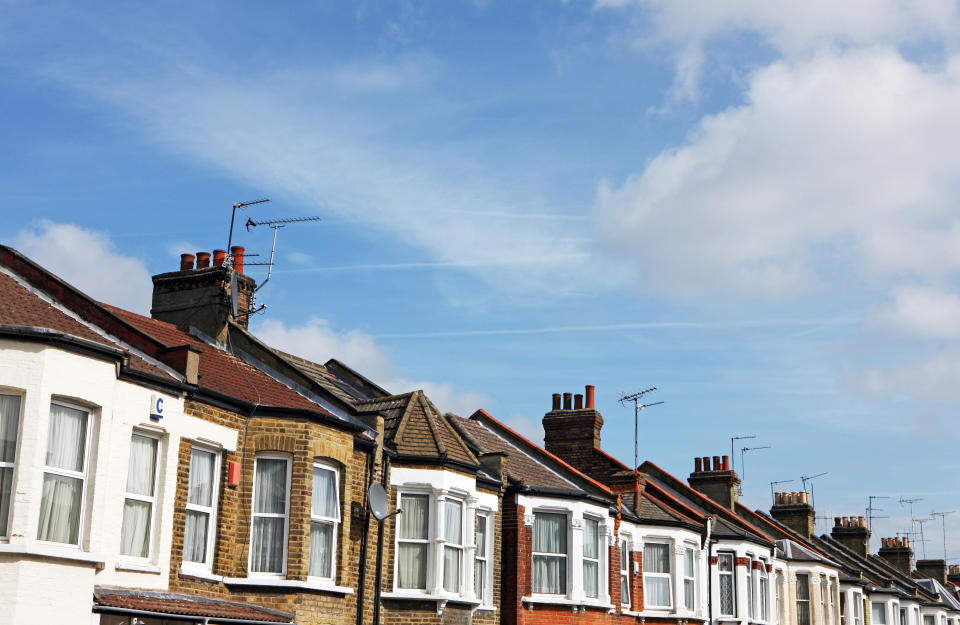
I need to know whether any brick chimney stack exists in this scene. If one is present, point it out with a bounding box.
[916,559,947,584]
[687,455,740,511]
[770,491,815,539]
[947,565,960,586]
[151,249,256,340]
[877,536,914,574]
[543,385,603,472]
[831,516,871,558]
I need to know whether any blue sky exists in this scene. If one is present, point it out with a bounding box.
[4,0,960,556]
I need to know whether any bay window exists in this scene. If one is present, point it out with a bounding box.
[183,446,219,567]
[475,513,489,602]
[397,493,429,589]
[309,461,340,579]
[532,512,567,594]
[797,573,811,625]
[684,546,696,610]
[442,498,464,593]
[250,455,290,574]
[0,394,21,538]
[643,541,672,608]
[620,536,631,607]
[719,552,736,616]
[120,433,159,557]
[583,517,600,598]
[37,402,89,545]
[873,603,888,625]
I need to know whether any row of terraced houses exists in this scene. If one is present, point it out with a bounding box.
[1,243,960,625]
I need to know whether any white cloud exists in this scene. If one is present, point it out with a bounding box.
[253,317,489,416]
[859,348,960,400]
[11,220,152,313]
[876,285,960,340]
[596,49,960,297]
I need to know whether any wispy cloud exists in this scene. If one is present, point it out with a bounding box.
[276,253,588,273]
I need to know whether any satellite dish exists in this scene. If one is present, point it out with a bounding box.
[368,483,390,521]
[229,270,239,318]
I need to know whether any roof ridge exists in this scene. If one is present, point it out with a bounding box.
[639,488,704,526]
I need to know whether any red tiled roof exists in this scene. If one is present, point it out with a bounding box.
[0,272,171,379]
[94,587,293,623]
[106,306,335,415]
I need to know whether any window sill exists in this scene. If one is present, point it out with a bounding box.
[115,559,162,574]
[179,565,222,583]
[0,542,105,569]
[622,610,706,620]
[522,596,615,610]
[222,576,354,594]
[381,591,482,606]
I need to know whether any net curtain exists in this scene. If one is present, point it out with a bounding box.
[308,466,339,578]
[37,404,87,544]
[643,542,672,606]
[251,458,287,573]
[532,512,567,594]
[0,394,21,537]
[397,494,428,589]
[120,435,157,557]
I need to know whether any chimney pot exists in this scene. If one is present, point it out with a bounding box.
[574,394,583,410]
[904,537,910,547]
[803,491,810,504]
[212,249,226,267]
[552,393,562,411]
[695,457,703,472]
[722,455,730,471]
[562,393,572,410]
[702,456,711,471]
[712,455,721,470]
[179,253,196,271]
[834,517,841,527]
[231,246,245,274]
[196,251,211,269]
[585,385,595,409]
[858,516,866,527]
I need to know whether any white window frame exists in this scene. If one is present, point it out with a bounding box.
[0,392,23,540]
[442,497,465,593]
[582,516,601,599]
[719,552,737,616]
[474,511,490,604]
[874,604,891,625]
[777,572,785,624]
[249,453,291,577]
[395,490,432,591]
[308,460,340,580]
[797,573,812,625]
[182,444,221,570]
[38,400,91,547]
[683,545,697,611]
[747,554,756,619]
[853,592,863,625]
[120,431,160,559]
[531,510,569,596]
[642,540,673,609]
[620,535,631,607]
[759,561,770,621]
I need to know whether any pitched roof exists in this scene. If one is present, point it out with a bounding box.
[274,350,383,404]
[94,587,293,623]
[355,391,478,466]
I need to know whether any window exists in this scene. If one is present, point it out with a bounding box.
[0,394,21,538]
[475,514,489,602]
[38,402,89,545]
[120,433,159,557]
[684,547,696,610]
[797,573,811,625]
[309,462,340,579]
[583,518,600,598]
[760,562,769,620]
[442,499,464,593]
[777,573,785,624]
[821,577,828,625]
[923,617,935,625]
[841,590,848,625]
[532,512,567,594]
[620,537,631,607]
[250,455,290,574]
[748,557,756,619]
[643,542,672,608]
[397,493,429,589]
[900,609,907,625]
[719,552,736,616]
[873,603,889,625]
[852,592,863,625]
[183,446,219,567]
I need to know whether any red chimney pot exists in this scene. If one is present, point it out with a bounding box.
[180,253,196,271]
[574,394,583,410]
[702,456,711,471]
[695,457,703,472]
[196,251,211,269]
[562,393,572,410]
[722,455,730,471]
[212,249,226,267]
[231,246,245,274]
[712,455,721,471]
[585,385,595,409]
[552,393,562,411]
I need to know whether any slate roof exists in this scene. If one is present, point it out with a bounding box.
[355,391,478,466]
[94,587,293,623]
[275,350,380,404]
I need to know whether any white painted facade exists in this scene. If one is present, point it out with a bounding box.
[0,338,238,624]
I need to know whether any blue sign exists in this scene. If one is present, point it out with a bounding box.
[150,395,165,420]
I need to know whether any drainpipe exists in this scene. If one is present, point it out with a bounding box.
[373,453,392,625]
[356,445,377,625]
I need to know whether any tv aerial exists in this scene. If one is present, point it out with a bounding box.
[801,471,828,511]
[244,214,322,294]
[738,445,770,495]
[619,387,663,471]
[367,483,402,521]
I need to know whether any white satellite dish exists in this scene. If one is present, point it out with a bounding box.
[229,270,239,318]
[368,482,399,521]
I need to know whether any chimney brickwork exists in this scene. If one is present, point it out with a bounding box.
[916,559,947,584]
[542,385,603,472]
[831,516,871,558]
[770,491,815,539]
[947,564,960,586]
[877,536,914,575]
[687,455,740,510]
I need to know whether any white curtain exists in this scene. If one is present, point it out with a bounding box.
[443,501,462,544]
[255,459,287,514]
[644,543,672,607]
[0,394,20,462]
[251,459,287,573]
[476,515,487,557]
[45,404,87,471]
[312,466,338,519]
[188,449,214,507]
[475,515,487,600]
[475,559,485,599]
[873,604,887,625]
[0,468,11,537]
[251,517,284,572]
[126,435,157,496]
[397,494,428,589]
[583,519,598,598]
[120,500,152,557]
[443,546,461,592]
[309,521,333,577]
[533,513,567,594]
[37,473,81,543]
[183,510,208,563]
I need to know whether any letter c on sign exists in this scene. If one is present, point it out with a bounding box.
[150,394,165,420]
[156,397,164,414]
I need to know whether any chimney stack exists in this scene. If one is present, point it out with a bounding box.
[948,564,960,587]
[916,560,947,584]
[831,515,872,558]
[688,453,740,511]
[542,385,605,476]
[771,491,815,539]
[877,536,914,575]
